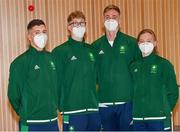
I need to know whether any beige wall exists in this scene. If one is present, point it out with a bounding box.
[0,0,180,130]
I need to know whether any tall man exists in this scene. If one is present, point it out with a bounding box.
[92,4,141,131]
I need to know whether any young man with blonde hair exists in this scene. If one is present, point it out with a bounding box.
[52,11,101,131]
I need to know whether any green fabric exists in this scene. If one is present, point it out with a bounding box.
[20,124,28,131]
[92,31,141,103]
[130,53,179,118]
[52,38,99,114]
[63,115,69,122]
[8,46,58,124]
[164,116,171,130]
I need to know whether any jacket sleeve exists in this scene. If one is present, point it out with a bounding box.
[52,48,64,112]
[91,42,100,92]
[7,62,21,115]
[165,62,179,111]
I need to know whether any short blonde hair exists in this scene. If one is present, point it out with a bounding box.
[67,10,85,23]
[103,4,120,15]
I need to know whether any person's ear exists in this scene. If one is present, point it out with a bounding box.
[103,16,106,23]
[67,25,72,32]
[118,16,121,27]
[27,32,33,42]
[154,41,157,47]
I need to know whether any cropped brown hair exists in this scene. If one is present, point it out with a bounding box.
[103,4,120,15]
[67,10,85,23]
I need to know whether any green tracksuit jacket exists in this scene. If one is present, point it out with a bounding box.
[52,38,99,115]
[130,53,179,120]
[92,31,141,104]
[8,46,58,124]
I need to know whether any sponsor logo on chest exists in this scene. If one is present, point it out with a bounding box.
[71,56,77,61]
[34,65,40,70]
[33,61,56,71]
[99,50,104,54]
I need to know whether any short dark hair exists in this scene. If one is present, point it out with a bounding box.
[27,19,45,30]
[103,4,120,15]
[67,10,85,23]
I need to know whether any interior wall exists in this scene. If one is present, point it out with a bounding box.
[0,0,180,130]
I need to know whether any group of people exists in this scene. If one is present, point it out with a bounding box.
[8,4,179,131]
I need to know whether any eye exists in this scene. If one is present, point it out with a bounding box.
[105,16,110,20]
[80,22,86,26]
[43,30,47,34]
[112,15,118,20]
[35,31,41,35]
[147,40,152,43]
[138,41,144,43]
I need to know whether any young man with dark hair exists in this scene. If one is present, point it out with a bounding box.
[52,11,101,131]
[8,19,59,131]
[92,4,141,131]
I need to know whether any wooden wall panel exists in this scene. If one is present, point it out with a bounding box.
[0,0,180,130]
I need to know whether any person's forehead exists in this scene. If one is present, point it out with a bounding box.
[71,18,85,22]
[140,33,153,38]
[31,25,46,31]
[139,33,154,40]
[104,9,119,16]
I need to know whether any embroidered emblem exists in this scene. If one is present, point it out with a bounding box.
[69,125,74,131]
[71,56,77,60]
[99,50,104,54]
[119,45,126,54]
[134,68,138,72]
[34,65,40,70]
[151,65,157,73]
[50,61,56,70]
[89,52,95,61]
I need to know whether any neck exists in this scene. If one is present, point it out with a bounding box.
[142,52,152,57]
[31,43,44,51]
[72,35,83,42]
[106,30,118,41]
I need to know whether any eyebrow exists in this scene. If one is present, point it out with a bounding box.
[34,29,47,32]
[105,14,119,17]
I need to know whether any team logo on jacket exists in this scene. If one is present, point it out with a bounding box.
[151,65,158,73]
[89,52,95,61]
[50,61,56,70]
[119,45,126,54]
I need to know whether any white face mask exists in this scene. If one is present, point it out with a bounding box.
[72,26,86,39]
[33,33,48,49]
[104,19,118,31]
[139,42,154,57]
